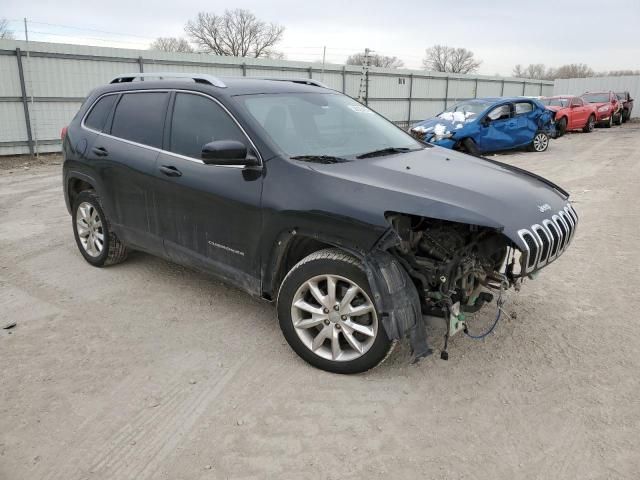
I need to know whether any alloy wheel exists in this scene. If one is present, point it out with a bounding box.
[290,274,378,362]
[76,202,104,257]
[533,133,548,152]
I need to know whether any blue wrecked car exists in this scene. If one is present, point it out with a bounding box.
[410,97,556,155]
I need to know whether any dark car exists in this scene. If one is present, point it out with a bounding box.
[62,73,578,374]
[409,97,556,155]
[615,91,634,122]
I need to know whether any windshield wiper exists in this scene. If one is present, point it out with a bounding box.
[290,155,348,164]
[356,147,414,159]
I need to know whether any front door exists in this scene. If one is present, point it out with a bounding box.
[154,91,264,294]
[476,103,517,152]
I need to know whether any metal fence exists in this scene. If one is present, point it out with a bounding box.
[0,39,554,156]
[554,75,639,118]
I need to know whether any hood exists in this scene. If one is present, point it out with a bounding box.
[412,113,478,137]
[303,146,571,250]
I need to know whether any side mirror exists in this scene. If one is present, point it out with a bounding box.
[201,140,258,166]
[481,117,491,126]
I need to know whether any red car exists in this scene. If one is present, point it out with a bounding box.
[540,96,598,135]
[581,91,623,128]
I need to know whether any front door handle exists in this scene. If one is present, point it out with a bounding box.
[159,165,182,177]
[92,146,108,157]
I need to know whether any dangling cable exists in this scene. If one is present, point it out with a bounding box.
[464,278,508,340]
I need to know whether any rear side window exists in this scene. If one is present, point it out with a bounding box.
[110,92,169,148]
[514,102,534,115]
[84,95,117,132]
[169,93,247,159]
[571,98,583,107]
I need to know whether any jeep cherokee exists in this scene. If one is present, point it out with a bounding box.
[62,73,578,374]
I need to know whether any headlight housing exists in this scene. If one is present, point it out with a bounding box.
[432,133,454,142]
[598,105,610,112]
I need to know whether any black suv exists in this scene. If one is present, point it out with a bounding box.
[62,73,578,374]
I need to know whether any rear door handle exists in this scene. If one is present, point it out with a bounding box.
[92,146,108,157]
[159,165,182,177]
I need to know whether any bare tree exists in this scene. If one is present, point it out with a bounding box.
[551,63,594,79]
[149,37,194,53]
[0,18,14,39]
[346,51,404,69]
[422,45,481,74]
[603,69,640,76]
[185,9,284,58]
[512,63,551,80]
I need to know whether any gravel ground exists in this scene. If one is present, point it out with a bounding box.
[1,125,639,480]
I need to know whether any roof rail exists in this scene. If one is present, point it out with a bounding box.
[259,78,330,89]
[110,72,226,88]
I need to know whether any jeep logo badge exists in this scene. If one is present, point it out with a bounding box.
[538,203,551,213]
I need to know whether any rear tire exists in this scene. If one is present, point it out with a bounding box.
[277,249,394,374]
[556,117,567,137]
[528,132,549,152]
[583,114,595,133]
[72,191,128,267]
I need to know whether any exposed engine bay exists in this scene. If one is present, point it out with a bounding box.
[385,213,521,359]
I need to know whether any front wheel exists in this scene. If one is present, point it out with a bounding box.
[529,132,549,152]
[461,137,481,156]
[583,114,595,133]
[605,115,613,128]
[615,111,623,125]
[277,249,394,374]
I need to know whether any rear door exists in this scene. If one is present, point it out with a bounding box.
[154,91,264,294]
[94,91,170,253]
[512,100,538,146]
[570,97,587,128]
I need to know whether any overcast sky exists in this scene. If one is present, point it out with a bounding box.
[3,0,639,74]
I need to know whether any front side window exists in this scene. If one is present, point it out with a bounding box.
[514,102,534,115]
[85,94,117,132]
[169,93,247,159]
[236,92,422,159]
[487,104,511,121]
[110,92,169,148]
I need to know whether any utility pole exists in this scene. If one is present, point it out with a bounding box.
[24,18,38,158]
[357,48,371,104]
[321,46,326,81]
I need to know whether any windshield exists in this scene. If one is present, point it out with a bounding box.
[540,98,570,107]
[582,93,610,103]
[439,100,490,121]
[236,92,422,159]
[616,93,626,100]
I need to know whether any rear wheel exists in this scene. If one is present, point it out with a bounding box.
[72,191,128,267]
[583,114,595,133]
[277,249,394,374]
[556,117,567,137]
[529,132,549,152]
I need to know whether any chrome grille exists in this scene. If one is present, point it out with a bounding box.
[517,203,578,274]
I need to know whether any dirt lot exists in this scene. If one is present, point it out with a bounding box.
[1,124,639,480]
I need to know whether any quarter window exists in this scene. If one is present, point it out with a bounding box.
[169,93,247,159]
[110,92,169,148]
[84,94,117,132]
[514,102,534,115]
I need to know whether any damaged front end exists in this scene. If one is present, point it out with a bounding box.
[363,214,527,363]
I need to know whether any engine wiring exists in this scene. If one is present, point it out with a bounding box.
[464,277,509,340]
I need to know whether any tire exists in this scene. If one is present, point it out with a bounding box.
[461,137,481,156]
[582,114,595,133]
[622,109,629,123]
[556,117,567,137]
[277,248,394,374]
[528,132,549,152]
[605,115,612,128]
[72,190,128,267]
[615,110,623,126]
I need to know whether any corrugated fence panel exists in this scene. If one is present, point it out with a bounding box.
[0,38,553,156]
[554,75,640,118]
